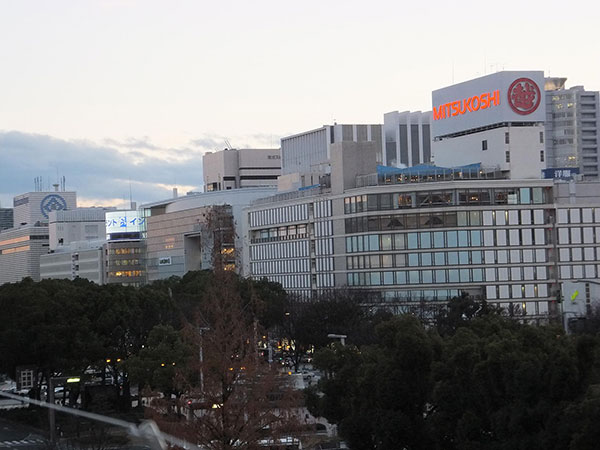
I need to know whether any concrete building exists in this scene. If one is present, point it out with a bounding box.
[141,188,276,281]
[383,111,432,167]
[279,124,383,191]
[48,208,113,251]
[431,71,547,179]
[544,78,600,179]
[13,190,77,226]
[41,240,105,284]
[0,225,50,284]
[203,148,281,191]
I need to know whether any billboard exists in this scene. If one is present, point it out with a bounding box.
[542,167,580,180]
[105,210,145,235]
[431,71,545,138]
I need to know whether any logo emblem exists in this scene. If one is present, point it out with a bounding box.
[40,194,67,219]
[507,78,541,115]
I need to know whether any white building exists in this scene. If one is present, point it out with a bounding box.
[13,190,77,226]
[49,207,113,251]
[203,148,281,191]
[431,71,547,179]
[544,77,600,179]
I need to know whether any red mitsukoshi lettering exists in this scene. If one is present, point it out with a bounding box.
[433,90,500,120]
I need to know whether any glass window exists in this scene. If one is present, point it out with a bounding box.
[458,230,469,247]
[445,212,457,227]
[448,269,459,282]
[370,255,380,268]
[469,211,481,225]
[367,195,378,211]
[346,237,352,253]
[459,251,470,264]
[409,271,420,284]
[447,251,459,265]
[395,254,406,267]
[407,233,419,249]
[368,216,380,231]
[447,231,458,247]
[381,254,393,268]
[435,270,447,283]
[470,230,482,246]
[369,235,379,251]
[370,272,381,286]
[381,234,392,250]
[380,194,392,210]
[460,269,470,282]
[473,268,483,282]
[421,232,432,249]
[457,211,468,226]
[471,251,483,264]
[396,271,407,284]
[383,271,394,285]
[408,253,419,266]
[421,253,432,266]
[394,233,405,250]
[357,236,364,252]
[422,270,433,283]
[520,188,531,204]
[434,252,445,265]
[433,232,445,248]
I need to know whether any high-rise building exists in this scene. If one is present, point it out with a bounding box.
[544,78,600,179]
[13,190,77,226]
[0,225,50,284]
[203,148,281,192]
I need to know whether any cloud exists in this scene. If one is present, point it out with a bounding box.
[0,131,207,209]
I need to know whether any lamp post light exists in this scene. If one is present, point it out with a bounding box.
[48,376,80,445]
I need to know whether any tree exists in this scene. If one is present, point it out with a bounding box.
[152,270,301,450]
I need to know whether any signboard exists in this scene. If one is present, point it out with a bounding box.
[105,210,145,235]
[431,71,545,138]
[542,167,579,180]
[158,256,172,266]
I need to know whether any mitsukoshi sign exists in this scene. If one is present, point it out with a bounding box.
[431,71,545,138]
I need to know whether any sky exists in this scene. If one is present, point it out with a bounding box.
[1,0,598,208]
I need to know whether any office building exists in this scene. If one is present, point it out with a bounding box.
[544,78,600,179]
[0,225,50,284]
[279,124,383,191]
[141,188,276,281]
[13,189,77,226]
[203,148,281,192]
[48,208,113,251]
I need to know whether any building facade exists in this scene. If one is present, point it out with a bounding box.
[0,225,50,284]
[544,78,600,179]
[0,208,13,231]
[13,190,77,226]
[203,148,281,192]
[244,166,600,321]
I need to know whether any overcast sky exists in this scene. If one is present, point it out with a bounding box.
[1,0,598,208]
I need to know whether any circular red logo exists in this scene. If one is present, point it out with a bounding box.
[507,78,541,115]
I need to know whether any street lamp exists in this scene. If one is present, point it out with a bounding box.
[48,376,81,445]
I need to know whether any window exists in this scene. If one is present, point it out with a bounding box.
[539,131,544,144]
[482,140,488,151]
[505,151,510,163]
[540,150,545,162]
[505,132,510,144]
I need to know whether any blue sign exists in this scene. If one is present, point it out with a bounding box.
[542,168,579,180]
[40,194,68,219]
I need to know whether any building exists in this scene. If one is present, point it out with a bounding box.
[0,208,13,231]
[383,111,432,167]
[431,71,547,180]
[0,225,50,284]
[279,124,383,191]
[141,188,276,281]
[544,78,600,179]
[41,209,146,286]
[203,148,281,191]
[13,189,77,226]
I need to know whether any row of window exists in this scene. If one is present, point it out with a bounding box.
[250,241,310,260]
[262,274,311,289]
[315,238,334,257]
[347,248,550,269]
[111,259,142,266]
[344,187,549,214]
[108,248,142,255]
[108,270,145,277]
[314,220,333,238]
[559,246,600,262]
[560,264,600,280]
[314,200,333,219]
[252,258,310,275]
[252,224,308,242]
[558,227,600,245]
[347,268,485,286]
[345,231,484,253]
[249,204,309,228]
[557,208,600,224]
[486,284,549,300]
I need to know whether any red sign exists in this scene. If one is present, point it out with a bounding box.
[433,90,500,121]
[507,78,541,115]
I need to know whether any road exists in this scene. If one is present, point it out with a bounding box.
[0,418,46,450]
